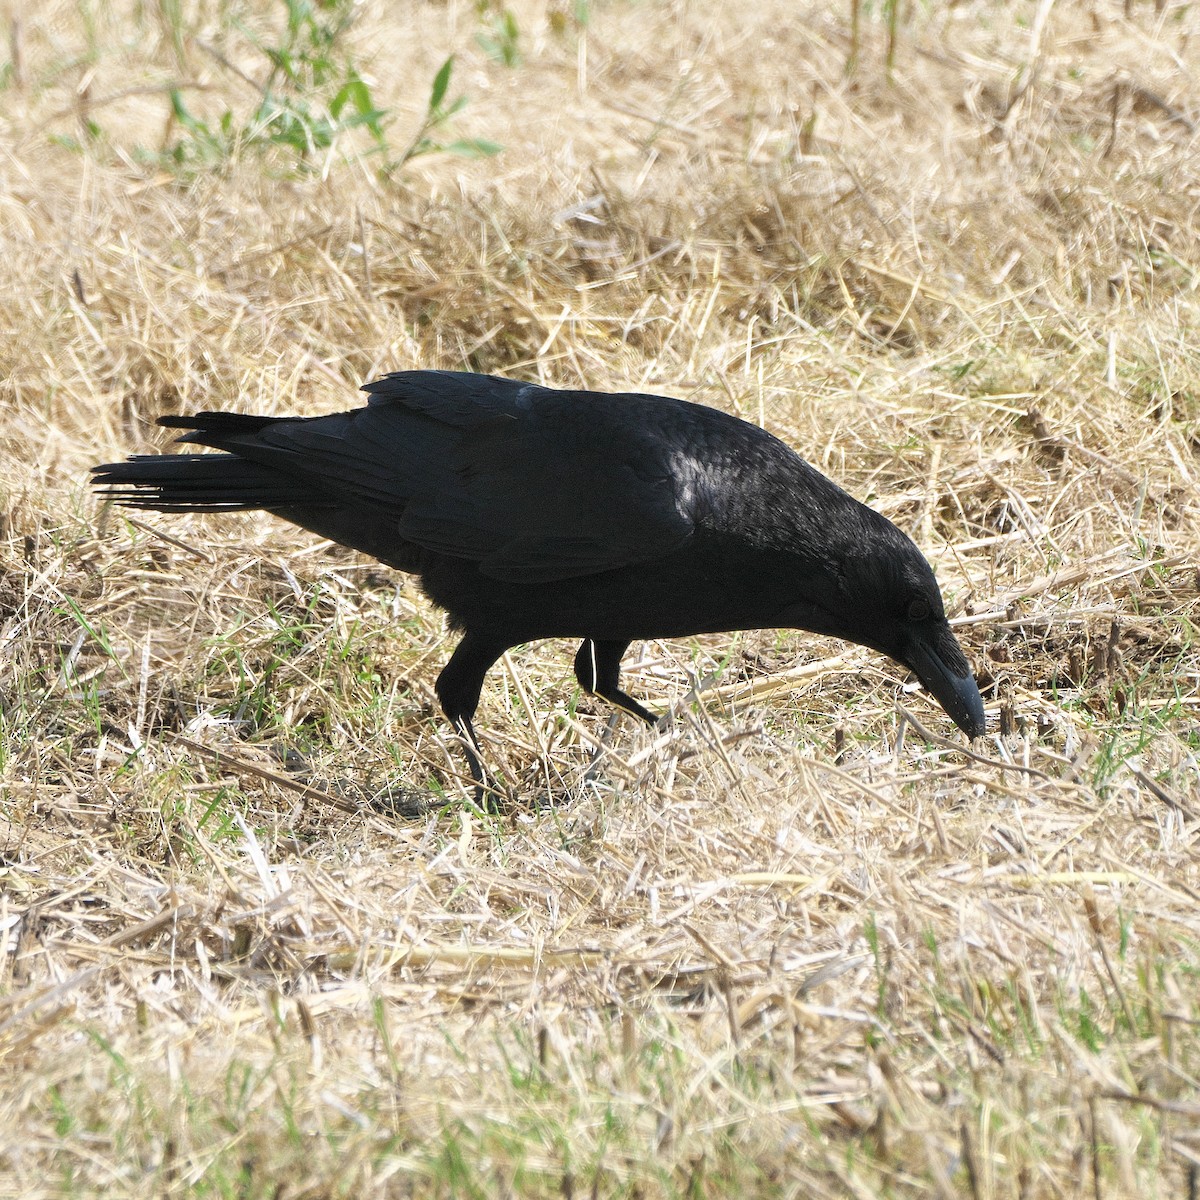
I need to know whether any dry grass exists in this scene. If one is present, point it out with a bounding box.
[2,0,1200,1195]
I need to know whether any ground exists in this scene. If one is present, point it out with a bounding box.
[1,0,1199,1196]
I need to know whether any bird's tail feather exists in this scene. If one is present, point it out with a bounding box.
[91,453,321,512]
[157,411,291,448]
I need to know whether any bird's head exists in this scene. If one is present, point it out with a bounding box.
[775,506,986,740]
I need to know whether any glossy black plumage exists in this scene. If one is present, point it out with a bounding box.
[93,370,986,790]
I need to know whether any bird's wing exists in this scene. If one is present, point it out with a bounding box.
[185,373,698,582]
[381,377,697,582]
[361,370,539,424]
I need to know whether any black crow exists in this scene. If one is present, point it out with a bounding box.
[92,370,986,791]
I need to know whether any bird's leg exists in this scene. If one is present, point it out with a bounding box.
[575,638,658,725]
[575,639,659,783]
[453,713,487,789]
[435,633,508,810]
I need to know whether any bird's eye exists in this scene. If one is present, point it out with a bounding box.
[907,598,931,621]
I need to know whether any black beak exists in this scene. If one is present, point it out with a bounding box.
[903,629,986,740]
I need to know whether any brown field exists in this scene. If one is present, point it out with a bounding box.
[2,0,1199,1195]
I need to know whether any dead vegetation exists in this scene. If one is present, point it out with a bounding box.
[1,0,1199,1195]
